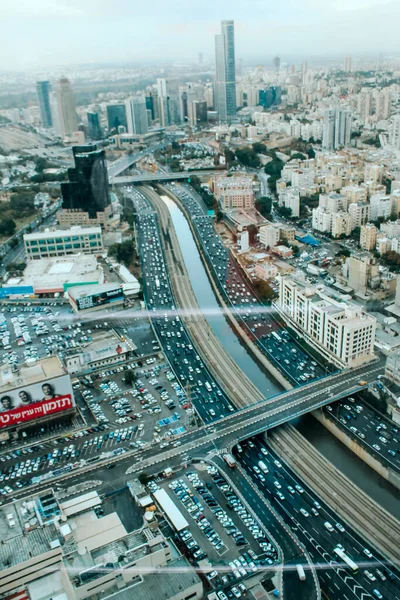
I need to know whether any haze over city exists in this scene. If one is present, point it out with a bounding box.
[0,0,400,69]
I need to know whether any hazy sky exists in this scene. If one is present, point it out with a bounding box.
[0,0,399,70]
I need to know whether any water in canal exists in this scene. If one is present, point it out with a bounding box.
[161,195,283,398]
[295,414,400,520]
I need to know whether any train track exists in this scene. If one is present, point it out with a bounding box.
[269,424,400,565]
[140,186,262,408]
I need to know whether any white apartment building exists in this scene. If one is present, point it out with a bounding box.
[370,193,393,221]
[348,201,370,229]
[312,206,333,233]
[277,276,376,368]
[360,223,377,250]
[312,192,346,234]
[291,168,314,191]
[364,163,383,183]
[259,224,280,249]
[331,212,352,238]
[212,175,254,209]
[390,114,400,151]
[376,235,392,255]
[341,185,368,206]
[24,226,103,260]
[278,188,300,217]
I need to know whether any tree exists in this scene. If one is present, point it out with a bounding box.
[108,240,135,266]
[336,247,351,257]
[253,280,277,303]
[10,193,36,217]
[224,148,236,168]
[252,142,267,154]
[171,140,180,152]
[289,152,307,161]
[275,205,292,219]
[255,196,272,217]
[235,147,261,168]
[247,224,258,245]
[124,369,137,386]
[0,218,16,236]
[306,147,315,159]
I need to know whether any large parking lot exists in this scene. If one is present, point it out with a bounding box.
[147,463,279,599]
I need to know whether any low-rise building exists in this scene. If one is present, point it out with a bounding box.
[278,187,300,217]
[255,261,278,280]
[24,226,103,260]
[64,328,136,374]
[210,174,254,209]
[259,223,280,249]
[277,276,376,368]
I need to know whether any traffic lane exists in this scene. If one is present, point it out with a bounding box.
[214,458,318,600]
[237,439,400,598]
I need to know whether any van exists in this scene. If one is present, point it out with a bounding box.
[258,460,269,473]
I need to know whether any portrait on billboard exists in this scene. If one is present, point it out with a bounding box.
[0,375,75,428]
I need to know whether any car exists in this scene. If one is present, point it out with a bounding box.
[365,570,377,582]
[207,570,218,580]
[231,587,241,598]
[335,522,345,533]
[300,508,309,517]
[363,548,373,558]
[218,593,228,600]
[372,590,383,600]
[295,485,304,494]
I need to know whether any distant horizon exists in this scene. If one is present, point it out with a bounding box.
[1,0,399,71]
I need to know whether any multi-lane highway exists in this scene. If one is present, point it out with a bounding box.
[235,436,400,600]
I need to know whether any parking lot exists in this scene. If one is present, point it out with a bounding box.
[148,463,279,599]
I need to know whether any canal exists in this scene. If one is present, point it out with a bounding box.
[161,194,283,398]
[296,414,400,519]
[161,193,399,519]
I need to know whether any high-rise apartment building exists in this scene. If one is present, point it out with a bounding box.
[87,112,102,140]
[125,97,148,135]
[61,144,110,219]
[106,103,128,131]
[360,223,377,250]
[322,107,352,150]
[273,56,280,71]
[36,81,53,128]
[390,114,400,150]
[278,276,376,368]
[344,55,352,72]
[55,78,78,136]
[157,78,180,127]
[375,89,391,121]
[214,20,236,123]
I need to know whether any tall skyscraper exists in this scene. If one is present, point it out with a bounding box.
[157,79,180,127]
[61,144,110,218]
[273,56,280,71]
[344,56,352,72]
[55,78,78,136]
[199,52,203,64]
[322,107,352,150]
[87,112,102,140]
[36,81,53,128]
[390,115,400,151]
[125,97,148,135]
[214,19,237,123]
[106,103,127,131]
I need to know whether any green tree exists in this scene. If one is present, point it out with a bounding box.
[224,148,236,168]
[255,196,272,217]
[252,142,267,154]
[10,193,36,217]
[306,147,316,159]
[289,152,307,161]
[235,147,261,168]
[124,369,137,386]
[108,240,135,267]
[247,224,258,245]
[0,218,16,236]
[253,280,277,302]
[276,205,292,219]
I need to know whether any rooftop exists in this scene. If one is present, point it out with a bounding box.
[0,355,65,392]
[68,282,122,301]
[24,225,101,241]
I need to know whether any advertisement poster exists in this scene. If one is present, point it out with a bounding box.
[0,374,74,429]
[76,286,123,311]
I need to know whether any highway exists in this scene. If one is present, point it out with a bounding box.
[160,181,333,386]
[107,142,168,181]
[236,436,400,600]
[111,170,219,185]
[324,396,400,474]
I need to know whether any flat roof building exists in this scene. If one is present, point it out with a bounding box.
[2,254,103,296]
[24,226,103,260]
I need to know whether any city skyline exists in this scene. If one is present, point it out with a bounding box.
[0,0,400,70]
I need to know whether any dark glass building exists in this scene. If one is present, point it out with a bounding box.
[259,86,282,109]
[87,112,102,140]
[106,103,127,131]
[61,144,110,219]
[36,81,53,128]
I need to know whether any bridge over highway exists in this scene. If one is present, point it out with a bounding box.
[110,170,219,185]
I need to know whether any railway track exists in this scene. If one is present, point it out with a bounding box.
[269,424,400,565]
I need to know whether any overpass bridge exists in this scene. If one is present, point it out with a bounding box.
[110,170,219,185]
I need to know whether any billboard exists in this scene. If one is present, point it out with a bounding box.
[76,286,123,311]
[0,374,74,429]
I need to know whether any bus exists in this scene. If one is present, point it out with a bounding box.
[333,547,359,573]
[223,453,237,468]
[296,564,306,581]
[205,381,212,392]
[272,331,282,343]
[155,277,160,290]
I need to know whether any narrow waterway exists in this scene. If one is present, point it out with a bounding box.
[295,414,400,519]
[161,195,283,398]
[160,193,399,518]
